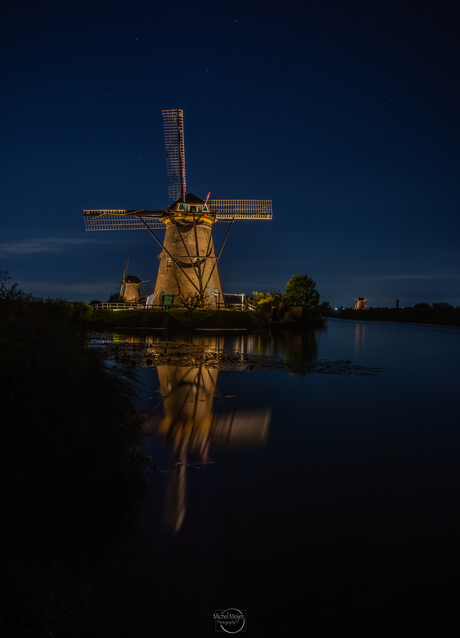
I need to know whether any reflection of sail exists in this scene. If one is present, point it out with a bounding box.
[148,363,271,534]
[213,410,270,448]
[163,452,187,534]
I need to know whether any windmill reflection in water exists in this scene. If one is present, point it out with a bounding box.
[144,359,270,534]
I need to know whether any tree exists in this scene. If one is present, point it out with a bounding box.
[318,301,333,316]
[283,274,320,316]
[178,291,210,317]
[250,291,274,316]
[432,303,453,309]
[0,271,31,301]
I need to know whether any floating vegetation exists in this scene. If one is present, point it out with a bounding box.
[92,338,381,376]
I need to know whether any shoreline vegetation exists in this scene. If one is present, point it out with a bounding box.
[87,307,327,329]
[87,306,460,329]
[0,275,156,636]
[93,338,381,376]
[330,305,460,327]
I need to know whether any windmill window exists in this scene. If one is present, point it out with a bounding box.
[167,259,172,268]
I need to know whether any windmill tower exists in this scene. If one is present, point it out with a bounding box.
[119,251,144,303]
[83,110,272,308]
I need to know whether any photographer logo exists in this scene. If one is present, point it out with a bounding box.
[213,608,247,633]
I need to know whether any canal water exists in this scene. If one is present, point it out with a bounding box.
[95,319,460,636]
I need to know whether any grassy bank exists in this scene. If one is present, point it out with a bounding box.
[88,307,325,330]
[88,307,217,327]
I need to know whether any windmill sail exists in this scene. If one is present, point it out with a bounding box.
[209,199,273,220]
[119,251,129,297]
[162,109,186,201]
[83,210,166,231]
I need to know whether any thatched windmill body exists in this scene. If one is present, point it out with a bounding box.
[83,110,273,308]
[119,251,144,303]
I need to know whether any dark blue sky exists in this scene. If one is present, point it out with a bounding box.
[1,0,458,307]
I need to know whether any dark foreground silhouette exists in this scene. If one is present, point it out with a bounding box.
[0,283,154,637]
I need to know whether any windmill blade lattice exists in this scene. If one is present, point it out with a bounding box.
[122,251,129,280]
[119,251,129,297]
[209,199,273,220]
[83,210,166,230]
[162,109,186,201]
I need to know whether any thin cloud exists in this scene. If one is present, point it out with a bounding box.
[0,237,107,255]
[380,274,460,281]
[17,281,118,299]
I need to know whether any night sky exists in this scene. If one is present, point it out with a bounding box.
[1,0,458,307]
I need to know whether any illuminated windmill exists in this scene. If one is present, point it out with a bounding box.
[83,109,273,308]
[353,294,368,310]
[119,251,144,303]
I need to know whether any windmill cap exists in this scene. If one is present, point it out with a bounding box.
[125,275,141,284]
[172,192,206,206]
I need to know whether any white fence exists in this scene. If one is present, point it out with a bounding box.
[91,300,254,312]
[91,303,152,310]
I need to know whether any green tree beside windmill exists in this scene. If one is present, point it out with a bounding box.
[283,274,320,316]
[250,274,321,321]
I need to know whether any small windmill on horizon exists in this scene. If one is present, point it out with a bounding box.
[119,251,145,303]
[353,288,368,310]
[83,109,273,308]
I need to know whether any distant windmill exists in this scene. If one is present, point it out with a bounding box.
[83,109,273,308]
[353,288,368,310]
[119,251,144,303]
